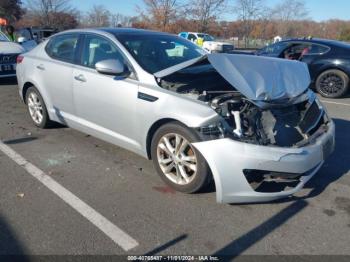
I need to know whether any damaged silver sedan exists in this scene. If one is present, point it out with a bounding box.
[16,28,335,203]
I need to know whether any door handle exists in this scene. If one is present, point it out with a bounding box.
[36,64,45,70]
[74,74,86,82]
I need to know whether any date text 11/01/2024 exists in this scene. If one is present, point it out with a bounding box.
[127,256,220,261]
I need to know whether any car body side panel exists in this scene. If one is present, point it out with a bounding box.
[136,84,221,157]
[306,57,350,83]
[18,42,76,119]
[71,65,142,155]
[17,51,55,115]
[36,56,75,115]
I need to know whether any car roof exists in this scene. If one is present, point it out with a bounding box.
[280,38,350,49]
[98,28,173,36]
[53,28,175,39]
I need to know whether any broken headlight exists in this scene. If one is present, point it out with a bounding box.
[196,122,226,140]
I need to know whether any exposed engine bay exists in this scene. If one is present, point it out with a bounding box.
[158,59,329,147]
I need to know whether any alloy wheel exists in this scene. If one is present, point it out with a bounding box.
[27,92,44,125]
[319,73,345,95]
[156,133,197,185]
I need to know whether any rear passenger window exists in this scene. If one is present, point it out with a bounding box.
[309,44,330,55]
[46,34,79,63]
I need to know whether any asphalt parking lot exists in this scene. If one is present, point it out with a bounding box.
[0,78,350,257]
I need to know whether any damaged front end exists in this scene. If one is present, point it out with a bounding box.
[155,54,335,203]
[200,89,330,148]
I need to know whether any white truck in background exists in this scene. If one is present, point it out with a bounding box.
[179,32,234,53]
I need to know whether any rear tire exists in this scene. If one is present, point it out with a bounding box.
[25,86,52,128]
[151,122,211,194]
[316,69,349,98]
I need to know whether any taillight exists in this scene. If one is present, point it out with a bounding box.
[17,55,24,64]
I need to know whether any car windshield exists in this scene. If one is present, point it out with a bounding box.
[197,34,214,41]
[0,32,9,41]
[116,33,206,74]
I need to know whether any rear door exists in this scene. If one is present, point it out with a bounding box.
[36,33,80,115]
[300,43,331,78]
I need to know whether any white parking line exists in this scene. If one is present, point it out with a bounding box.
[0,141,139,251]
[320,100,350,107]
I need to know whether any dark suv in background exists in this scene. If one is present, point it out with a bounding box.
[255,38,350,98]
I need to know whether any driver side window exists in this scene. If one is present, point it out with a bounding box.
[81,35,125,69]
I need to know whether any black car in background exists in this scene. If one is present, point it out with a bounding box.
[255,38,350,98]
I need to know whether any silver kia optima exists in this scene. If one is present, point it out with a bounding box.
[16,28,335,203]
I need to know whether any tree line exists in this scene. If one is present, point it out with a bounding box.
[2,0,350,42]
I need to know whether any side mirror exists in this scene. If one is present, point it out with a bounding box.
[17,36,27,44]
[95,59,130,77]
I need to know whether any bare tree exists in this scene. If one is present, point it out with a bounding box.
[110,13,133,28]
[138,0,179,31]
[187,0,227,32]
[81,5,110,27]
[233,0,267,47]
[271,0,309,36]
[271,0,308,21]
[26,0,75,27]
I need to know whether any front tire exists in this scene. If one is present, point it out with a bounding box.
[151,122,211,193]
[25,86,52,128]
[316,69,349,98]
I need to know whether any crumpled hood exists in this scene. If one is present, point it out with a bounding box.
[155,54,311,102]
[0,41,25,54]
[208,54,311,101]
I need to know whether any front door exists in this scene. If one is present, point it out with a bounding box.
[72,34,141,151]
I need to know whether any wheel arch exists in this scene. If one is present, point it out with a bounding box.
[315,66,349,81]
[21,80,54,116]
[22,81,35,103]
[309,65,348,88]
[146,118,189,159]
